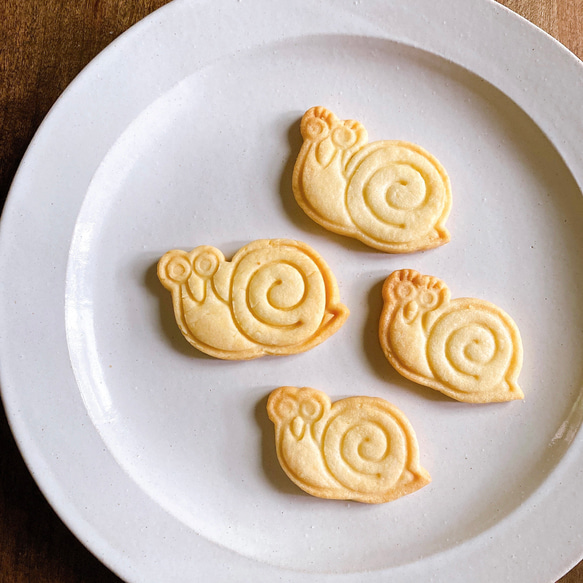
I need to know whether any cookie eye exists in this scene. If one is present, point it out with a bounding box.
[331,126,357,148]
[193,251,220,278]
[419,290,438,308]
[396,281,416,300]
[275,396,298,420]
[165,253,192,284]
[299,398,323,422]
[304,118,329,139]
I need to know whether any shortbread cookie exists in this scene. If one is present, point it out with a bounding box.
[158,239,349,360]
[379,269,523,403]
[267,386,431,503]
[292,106,452,253]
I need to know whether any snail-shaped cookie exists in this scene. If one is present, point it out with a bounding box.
[267,386,431,503]
[379,270,524,403]
[292,107,452,253]
[158,239,349,360]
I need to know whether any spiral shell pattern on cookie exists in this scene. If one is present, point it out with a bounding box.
[292,107,452,253]
[426,302,515,395]
[379,269,523,403]
[230,242,328,347]
[267,386,431,504]
[158,239,348,360]
[346,141,450,246]
[322,398,407,494]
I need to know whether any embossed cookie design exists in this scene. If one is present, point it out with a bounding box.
[267,386,431,503]
[379,270,524,403]
[292,106,452,253]
[158,239,349,360]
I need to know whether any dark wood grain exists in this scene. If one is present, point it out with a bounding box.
[0,1,581,581]
[499,0,583,60]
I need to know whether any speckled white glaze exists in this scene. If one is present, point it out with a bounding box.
[1,0,583,581]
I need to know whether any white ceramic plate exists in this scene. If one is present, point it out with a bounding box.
[1,0,583,581]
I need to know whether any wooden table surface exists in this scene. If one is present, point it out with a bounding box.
[0,1,582,581]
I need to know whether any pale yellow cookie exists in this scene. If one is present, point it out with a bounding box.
[267,386,431,503]
[158,239,349,360]
[379,270,524,403]
[292,106,452,253]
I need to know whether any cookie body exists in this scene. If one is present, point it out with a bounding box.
[158,239,348,360]
[267,386,431,503]
[379,269,523,403]
[292,107,452,253]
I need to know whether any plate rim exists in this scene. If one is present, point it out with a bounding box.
[1,0,583,581]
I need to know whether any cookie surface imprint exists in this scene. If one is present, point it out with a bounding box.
[267,386,431,503]
[158,239,349,360]
[379,270,524,403]
[292,106,452,253]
